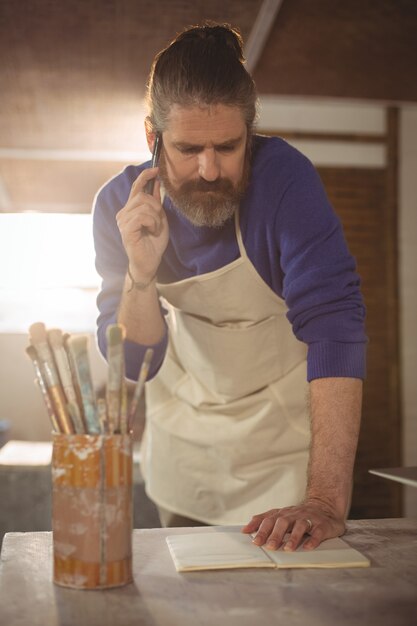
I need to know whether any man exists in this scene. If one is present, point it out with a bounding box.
[93,24,366,552]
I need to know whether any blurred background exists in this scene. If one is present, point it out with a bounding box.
[0,0,416,527]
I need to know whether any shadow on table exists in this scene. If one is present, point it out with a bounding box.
[52,580,159,626]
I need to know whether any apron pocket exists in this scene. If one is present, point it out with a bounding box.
[166,308,306,402]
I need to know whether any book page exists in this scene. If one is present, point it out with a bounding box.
[166,532,275,572]
[268,536,370,569]
[166,532,370,572]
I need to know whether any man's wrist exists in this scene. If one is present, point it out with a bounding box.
[303,491,350,519]
[126,266,157,292]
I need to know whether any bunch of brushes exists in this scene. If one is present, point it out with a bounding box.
[26,322,153,436]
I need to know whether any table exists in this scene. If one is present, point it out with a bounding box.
[0,519,416,626]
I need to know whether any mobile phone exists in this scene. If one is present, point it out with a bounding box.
[144,133,162,195]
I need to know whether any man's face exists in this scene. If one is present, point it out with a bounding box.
[156,104,249,228]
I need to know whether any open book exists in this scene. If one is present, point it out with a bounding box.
[166,532,370,572]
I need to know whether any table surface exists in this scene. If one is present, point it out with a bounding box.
[1,518,416,626]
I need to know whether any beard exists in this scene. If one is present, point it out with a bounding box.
[158,146,250,228]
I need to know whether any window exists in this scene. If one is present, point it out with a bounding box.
[0,213,100,332]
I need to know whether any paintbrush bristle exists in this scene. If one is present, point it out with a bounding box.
[29,322,47,345]
[106,324,125,346]
[47,328,64,348]
[62,333,71,351]
[25,345,38,361]
[143,348,154,367]
[67,335,89,357]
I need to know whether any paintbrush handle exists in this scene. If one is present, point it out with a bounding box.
[31,359,61,432]
[34,378,60,432]
[52,346,85,434]
[128,349,153,430]
[30,336,75,433]
[68,337,100,434]
[63,335,86,427]
[42,360,75,434]
[26,345,63,432]
[120,365,128,435]
[106,324,126,434]
[97,398,108,434]
[106,345,123,433]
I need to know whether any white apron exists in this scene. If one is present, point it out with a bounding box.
[142,209,311,525]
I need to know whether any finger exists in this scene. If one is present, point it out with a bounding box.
[263,516,292,550]
[303,517,346,550]
[241,519,261,534]
[283,518,312,552]
[241,514,266,533]
[153,178,161,202]
[121,191,163,221]
[119,211,161,239]
[252,516,278,546]
[303,524,326,550]
[118,203,163,231]
[129,167,159,200]
[241,510,278,534]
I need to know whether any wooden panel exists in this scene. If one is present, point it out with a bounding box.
[317,166,402,518]
[254,0,417,101]
[0,0,262,151]
[1,0,415,216]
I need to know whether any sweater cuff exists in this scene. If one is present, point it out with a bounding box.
[307,341,367,382]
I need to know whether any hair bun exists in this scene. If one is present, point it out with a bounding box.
[176,23,244,62]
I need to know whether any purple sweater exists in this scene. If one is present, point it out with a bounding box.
[93,135,367,382]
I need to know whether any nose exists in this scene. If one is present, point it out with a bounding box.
[198,148,220,182]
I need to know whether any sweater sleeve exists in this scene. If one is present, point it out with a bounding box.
[92,167,168,381]
[274,152,367,381]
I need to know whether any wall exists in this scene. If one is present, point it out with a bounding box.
[258,96,416,516]
[399,107,417,516]
[0,333,107,441]
[0,96,415,514]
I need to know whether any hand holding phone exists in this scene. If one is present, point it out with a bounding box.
[116,131,168,287]
[144,133,162,195]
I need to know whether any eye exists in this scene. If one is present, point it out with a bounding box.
[178,146,201,155]
[217,145,236,153]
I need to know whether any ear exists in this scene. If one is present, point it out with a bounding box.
[145,117,157,153]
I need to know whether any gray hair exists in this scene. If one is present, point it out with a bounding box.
[146,23,259,132]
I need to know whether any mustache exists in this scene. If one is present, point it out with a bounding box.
[178,178,236,194]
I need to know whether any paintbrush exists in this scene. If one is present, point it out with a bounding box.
[28,322,74,434]
[67,335,100,434]
[128,348,154,432]
[48,329,86,434]
[97,398,108,434]
[106,324,125,434]
[120,360,128,435]
[26,345,61,433]
[63,332,86,425]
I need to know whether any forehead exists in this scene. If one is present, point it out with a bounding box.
[164,104,246,144]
